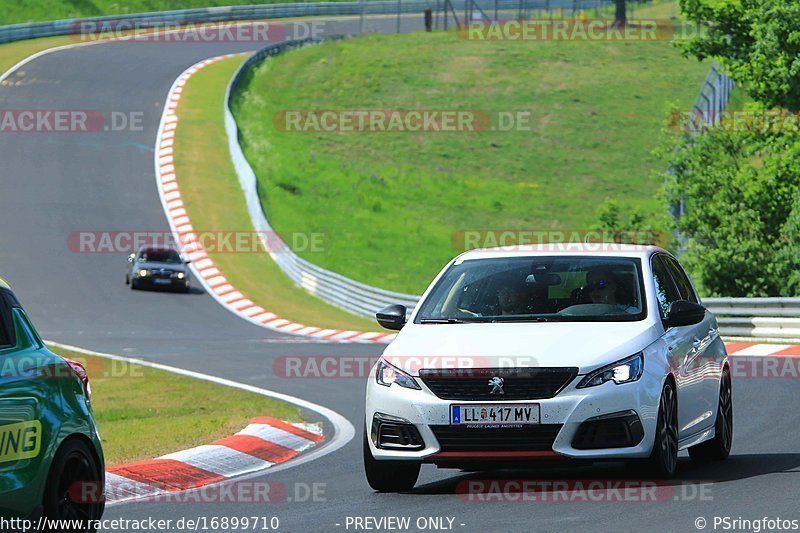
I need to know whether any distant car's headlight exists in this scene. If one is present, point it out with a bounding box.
[577,353,644,388]
[376,359,421,390]
[176,272,185,279]
[137,269,150,277]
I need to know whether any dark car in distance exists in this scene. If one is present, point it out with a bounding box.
[125,246,191,292]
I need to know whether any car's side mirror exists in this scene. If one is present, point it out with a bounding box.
[376,304,406,331]
[185,259,192,264]
[127,253,135,263]
[664,300,706,328]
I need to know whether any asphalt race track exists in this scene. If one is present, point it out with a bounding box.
[1,16,799,533]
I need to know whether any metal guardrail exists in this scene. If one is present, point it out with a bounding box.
[0,0,613,45]
[225,39,421,318]
[703,298,800,342]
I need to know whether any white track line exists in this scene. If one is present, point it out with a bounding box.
[45,340,356,508]
[151,53,394,344]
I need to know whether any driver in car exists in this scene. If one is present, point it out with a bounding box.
[587,267,619,305]
[585,267,639,314]
[497,284,527,315]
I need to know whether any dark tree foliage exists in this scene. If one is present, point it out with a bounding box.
[678,0,800,109]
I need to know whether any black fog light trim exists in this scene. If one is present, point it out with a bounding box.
[572,410,644,450]
[371,413,424,451]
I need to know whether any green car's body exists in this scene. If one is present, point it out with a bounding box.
[0,278,104,519]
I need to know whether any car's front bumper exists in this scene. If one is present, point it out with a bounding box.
[133,276,189,289]
[365,364,664,463]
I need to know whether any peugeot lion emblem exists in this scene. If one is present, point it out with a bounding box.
[488,376,504,395]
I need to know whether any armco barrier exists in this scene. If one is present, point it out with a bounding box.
[224,39,421,318]
[0,0,603,45]
[703,298,800,343]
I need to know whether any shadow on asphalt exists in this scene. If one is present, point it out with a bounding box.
[130,285,206,295]
[411,453,800,495]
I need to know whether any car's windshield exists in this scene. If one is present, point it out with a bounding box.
[415,256,646,323]
[137,249,182,264]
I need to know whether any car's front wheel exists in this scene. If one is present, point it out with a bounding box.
[363,432,420,492]
[43,438,104,531]
[645,379,679,478]
[689,368,732,462]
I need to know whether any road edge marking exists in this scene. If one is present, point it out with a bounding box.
[152,53,395,344]
[45,340,356,508]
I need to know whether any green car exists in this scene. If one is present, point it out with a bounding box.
[0,277,105,525]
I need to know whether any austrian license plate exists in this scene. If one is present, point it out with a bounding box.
[154,278,171,285]
[451,404,540,426]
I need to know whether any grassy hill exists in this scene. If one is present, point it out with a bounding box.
[231,27,710,294]
[0,0,344,25]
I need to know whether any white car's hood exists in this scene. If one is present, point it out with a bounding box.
[382,321,661,375]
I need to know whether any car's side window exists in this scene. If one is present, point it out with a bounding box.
[663,256,700,304]
[651,255,681,319]
[0,290,16,348]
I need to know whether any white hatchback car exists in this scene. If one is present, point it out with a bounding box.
[364,244,732,492]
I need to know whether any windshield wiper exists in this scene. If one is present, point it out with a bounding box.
[418,318,467,324]
[490,316,555,323]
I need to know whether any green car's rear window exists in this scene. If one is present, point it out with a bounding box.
[0,291,15,348]
[0,317,8,347]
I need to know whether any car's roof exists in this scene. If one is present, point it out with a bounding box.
[0,277,9,290]
[456,243,666,262]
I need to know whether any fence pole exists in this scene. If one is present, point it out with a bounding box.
[359,0,365,34]
[397,0,402,33]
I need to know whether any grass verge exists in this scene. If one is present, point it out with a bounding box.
[48,344,303,466]
[0,36,74,77]
[172,55,379,332]
[0,0,351,25]
[231,25,712,294]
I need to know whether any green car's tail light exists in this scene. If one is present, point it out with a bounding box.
[63,358,92,400]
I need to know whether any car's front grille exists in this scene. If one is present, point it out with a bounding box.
[150,269,175,278]
[431,424,562,452]
[419,367,578,400]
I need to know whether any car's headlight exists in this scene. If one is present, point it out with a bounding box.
[577,353,644,388]
[137,269,150,277]
[375,359,421,390]
[176,272,185,279]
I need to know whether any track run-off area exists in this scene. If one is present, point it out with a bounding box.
[0,16,799,533]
